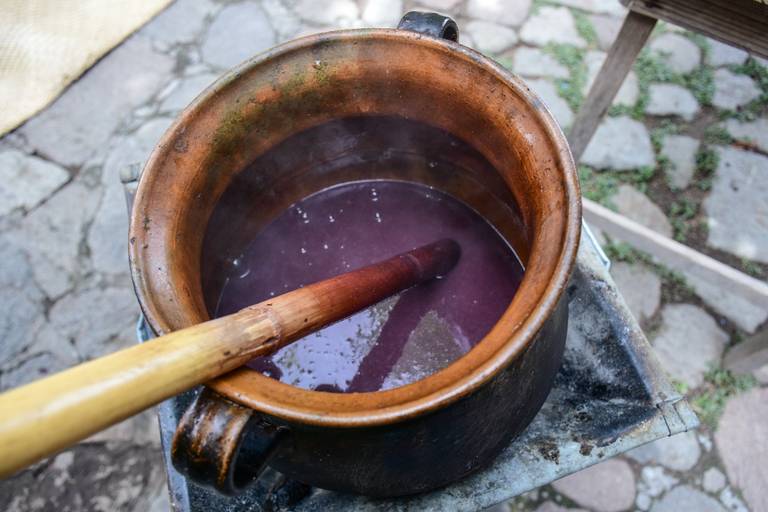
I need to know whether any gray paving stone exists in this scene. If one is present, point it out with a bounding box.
[548,0,626,16]
[6,180,101,299]
[612,184,673,237]
[650,33,702,74]
[724,117,768,153]
[0,244,46,365]
[706,39,748,67]
[512,47,570,79]
[0,322,80,391]
[712,69,761,110]
[417,0,462,10]
[201,2,276,70]
[719,487,749,512]
[0,442,166,512]
[467,0,531,27]
[262,0,302,40]
[519,6,586,48]
[582,117,655,170]
[611,262,661,323]
[535,502,588,512]
[704,147,768,263]
[583,50,639,106]
[18,35,174,168]
[636,493,652,510]
[646,83,700,121]
[638,466,678,498]
[754,364,768,385]
[627,431,701,471]
[362,0,403,26]
[683,270,768,333]
[465,20,518,53]
[661,134,699,190]
[552,459,636,512]
[651,304,728,388]
[651,485,726,512]
[49,285,139,360]
[89,118,173,276]
[295,0,360,26]
[141,0,217,46]
[159,73,218,113]
[525,78,574,129]
[0,149,70,217]
[716,387,768,512]
[702,467,727,493]
[588,14,622,50]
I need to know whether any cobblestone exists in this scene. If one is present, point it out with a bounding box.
[467,0,531,27]
[611,184,673,237]
[519,7,586,48]
[18,35,174,168]
[716,388,768,512]
[201,2,276,70]
[704,147,768,263]
[0,149,70,217]
[712,69,761,110]
[645,83,700,121]
[465,20,518,53]
[649,33,702,74]
[724,117,768,154]
[553,459,636,512]
[582,117,655,170]
[660,134,698,190]
[651,304,728,388]
[512,47,570,79]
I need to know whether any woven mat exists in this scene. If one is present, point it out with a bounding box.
[0,0,172,136]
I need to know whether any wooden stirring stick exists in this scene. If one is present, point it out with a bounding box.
[0,239,460,478]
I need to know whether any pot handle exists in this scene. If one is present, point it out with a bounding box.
[172,388,286,495]
[397,11,459,42]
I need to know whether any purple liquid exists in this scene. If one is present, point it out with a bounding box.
[213,180,524,392]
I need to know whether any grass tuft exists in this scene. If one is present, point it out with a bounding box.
[692,367,757,428]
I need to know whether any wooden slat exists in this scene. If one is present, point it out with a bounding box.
[623,0,768,58]
[583,199,768,307]
[568,11,657,161]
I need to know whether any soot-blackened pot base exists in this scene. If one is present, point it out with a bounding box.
[201,116,529,393]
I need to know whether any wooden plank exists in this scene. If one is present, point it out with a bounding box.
[623,0,768,59]
[724,328,768,375]
[568,11,657,161]
[583,198,768,307]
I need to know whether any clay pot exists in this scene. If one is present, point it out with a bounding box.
[129,12,581,497]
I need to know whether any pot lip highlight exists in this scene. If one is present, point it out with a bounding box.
[129,28,582,428]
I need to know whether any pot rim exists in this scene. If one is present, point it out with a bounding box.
[129,28,581,428]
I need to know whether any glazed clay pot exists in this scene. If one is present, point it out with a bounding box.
[129,12,581,497]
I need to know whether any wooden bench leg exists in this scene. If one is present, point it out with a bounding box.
[568,10,658,161]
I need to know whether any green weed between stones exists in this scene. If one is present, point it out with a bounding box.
[695,147,719,191]
[691,366,757,428]
[579,165,618,206]
[740,257,765,279]
[544,43,587,111]
[669,198,698,242]
[720,57,768,121]
[603,241,693,292]
[703,125,733,145]
[573,11,598,48]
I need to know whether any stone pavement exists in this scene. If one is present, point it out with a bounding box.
[1,0,766,510]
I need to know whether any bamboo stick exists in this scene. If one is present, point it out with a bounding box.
[0,239,460,478]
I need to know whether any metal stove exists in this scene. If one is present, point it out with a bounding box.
[129,193,697,511]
